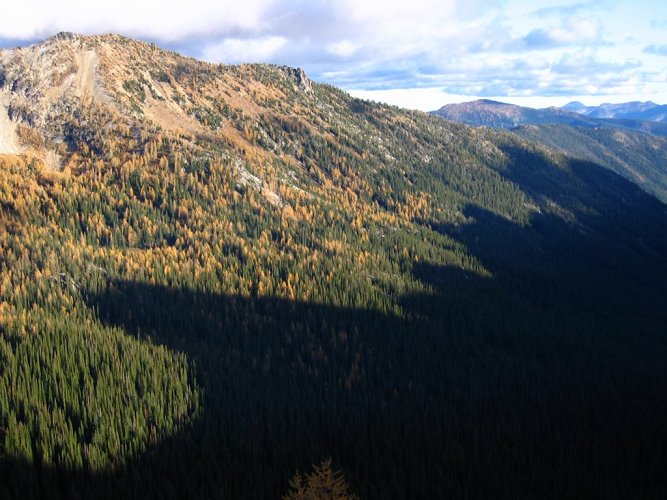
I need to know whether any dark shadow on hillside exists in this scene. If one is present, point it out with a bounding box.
[416,145,667,359]
[3,149,667,499]
[432,143,667,320]
[496,142,667,236]
[4,261,667,500]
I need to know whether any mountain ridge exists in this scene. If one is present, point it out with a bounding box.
[430,99,667,200]
[431,98,667,134]
[562,100,667,121]
[0,32,321,204]
[431,99,592,129]
[2,33,667,499]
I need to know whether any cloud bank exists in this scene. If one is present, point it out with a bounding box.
[1,0,666,109]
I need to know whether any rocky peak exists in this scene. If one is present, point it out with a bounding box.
[279,66,312,93]
[49,31,79,42]
[0,32,325,191]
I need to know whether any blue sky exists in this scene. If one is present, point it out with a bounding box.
[1,0,666,110]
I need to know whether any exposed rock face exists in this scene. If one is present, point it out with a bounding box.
[0,33,319,138]
[0,33,321,197]
[0,34,110,167]
[280,66,312,93]
[0,94,22,155]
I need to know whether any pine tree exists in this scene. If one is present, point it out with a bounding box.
[284,459,358,500]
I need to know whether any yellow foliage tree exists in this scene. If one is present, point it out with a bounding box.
[283,459,358,500]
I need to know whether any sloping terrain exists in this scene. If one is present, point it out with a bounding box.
[432,99,667,201]
[1,34,667,499]
[515,124,667,202]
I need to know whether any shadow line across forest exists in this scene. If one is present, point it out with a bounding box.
[3,148,667,499]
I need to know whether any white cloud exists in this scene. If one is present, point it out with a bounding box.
[0,0,275,41]
[523,18,602,48]
[548,18,601,44]
[201,36,287,64]
[351,86,667,112]
[0,0,664,105]
[343,0,460,40]
[327,40,361,58]
[349,87,470,111]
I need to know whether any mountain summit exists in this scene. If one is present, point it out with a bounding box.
[0,33,313,174]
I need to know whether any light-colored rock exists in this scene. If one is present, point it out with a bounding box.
[0,94,21,155]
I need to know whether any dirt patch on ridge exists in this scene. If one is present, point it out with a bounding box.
[0,95,22,155]
[74,50,102,99]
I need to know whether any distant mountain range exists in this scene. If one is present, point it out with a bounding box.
[431,99,667,136]
[562,101,667,122]
[431,99,667,201]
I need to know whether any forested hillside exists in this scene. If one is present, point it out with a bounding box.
[1,34,667,499]
[515,124,667,202]
[432,100,667,202]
